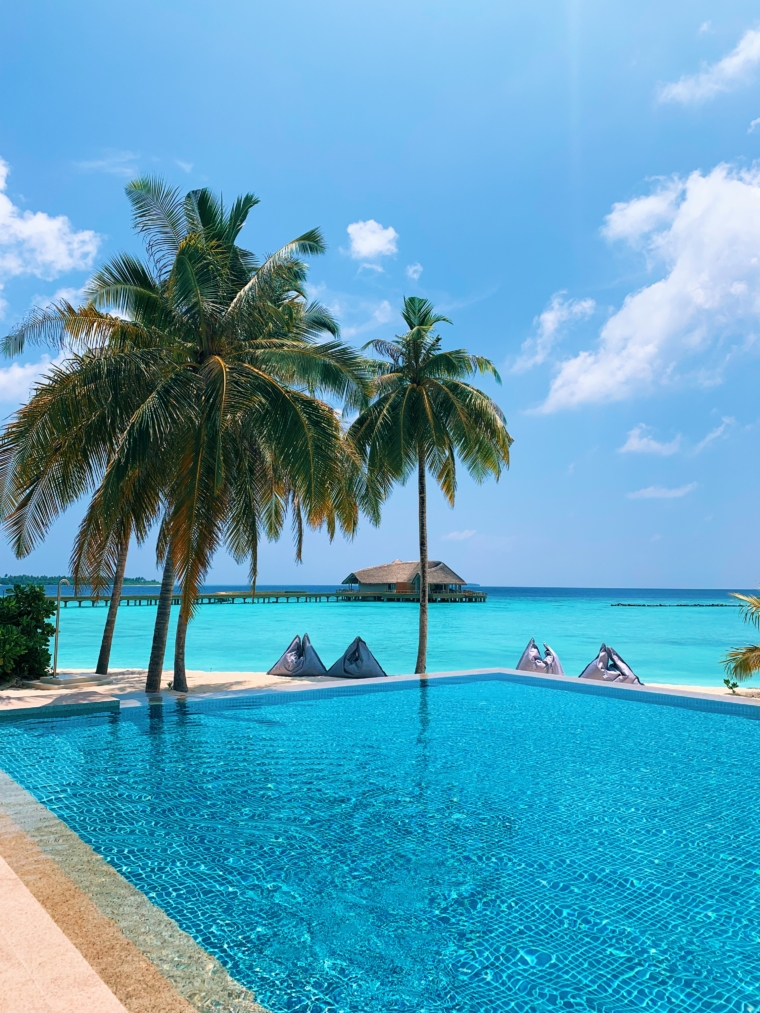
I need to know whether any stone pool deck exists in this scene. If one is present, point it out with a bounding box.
[1,665,759,1013]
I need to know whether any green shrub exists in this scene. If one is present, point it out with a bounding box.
[0,624,27,673]
[0,585,56,679]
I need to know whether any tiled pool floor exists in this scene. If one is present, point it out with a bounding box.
[0,675,758,1013]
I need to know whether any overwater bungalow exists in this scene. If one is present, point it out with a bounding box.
[341,559,472,596]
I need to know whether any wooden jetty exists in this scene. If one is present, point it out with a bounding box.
[50,588,487,608]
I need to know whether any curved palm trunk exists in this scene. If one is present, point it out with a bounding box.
[173,613,189,693]
[145,555,175,693]
[415,450,428,675]
[95,535,129,675]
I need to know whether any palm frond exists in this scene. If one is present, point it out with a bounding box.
[733,593,760,629]
[723,644,760,681]
[126,177,187,273]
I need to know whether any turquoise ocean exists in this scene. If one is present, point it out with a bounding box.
[52,586,754,687]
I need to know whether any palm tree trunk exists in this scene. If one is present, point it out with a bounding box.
[95,535,129,675]
[415,449,428,675]
[173,613,189,693]
[145,555,175,693]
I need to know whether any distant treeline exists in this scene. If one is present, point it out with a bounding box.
[0,574,159,586]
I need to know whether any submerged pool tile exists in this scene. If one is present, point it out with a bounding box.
[0,678,759,1012]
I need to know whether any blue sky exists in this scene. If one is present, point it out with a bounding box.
[0,0,759,588]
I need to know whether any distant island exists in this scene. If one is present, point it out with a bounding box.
[0,574,160,586]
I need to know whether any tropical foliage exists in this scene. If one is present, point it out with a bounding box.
[0,585,55,679]
[0,178,370,690]
[349,296,512,673]
[723,593,760,683]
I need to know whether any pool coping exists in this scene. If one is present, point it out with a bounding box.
[123,667,760,723]
[3,666,760,722]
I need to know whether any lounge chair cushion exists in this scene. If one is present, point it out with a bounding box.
[326,637,386,679]
[267,633,327,677]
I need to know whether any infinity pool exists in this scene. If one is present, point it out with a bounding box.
[1,678,759,1012]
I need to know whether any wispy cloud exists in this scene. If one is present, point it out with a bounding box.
[443,529,476,541]
[346,219,398,260]
[0,351,66,404]
[175,160,193,173]
[342,299,396,338]
[0,156,99,318]
[619,424,681,456]
[537,165,760,412]
[31,284,89,310]
[373,300,393,324]
[75,150,140,177]
[659,27,760,104]
[749,117,760,133]
[627,483,697,500]
[511,292,594,374]
[406,262,423,281]
[693,416,735,453]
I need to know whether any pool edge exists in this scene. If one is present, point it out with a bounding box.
[0,769,269,1013]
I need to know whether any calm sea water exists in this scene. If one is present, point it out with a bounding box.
[1,677,758,1012]
[51,586,753,687]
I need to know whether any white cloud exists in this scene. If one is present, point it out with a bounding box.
[0,157,99,318]
[659,28,760,104]
[693,416,735,453]
[373,300,393,324]
[343,299,398,338]
[601,180,682,247]
[0,352,66,405]
[749,117,760,133]
[539,165,760,412]
[175,160,193,173]
[699,21,712,36]
[443,529,475,541]
[75,150,139,177]
[347,219,398,260]
[619,424,681,456]
[512,292,595,373]
[627,483,697,500]
[31,284,89,311]
[406,262,423,281]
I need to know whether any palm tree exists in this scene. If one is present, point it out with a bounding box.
[1,177,370,691]
[0,349,153,674]
[348,296,512,674]
[723,593,760,683]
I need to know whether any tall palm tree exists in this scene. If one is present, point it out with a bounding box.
[723,593,760,683]
[73,515,132,676]
[348,296,512,674]
[1,177,370,691]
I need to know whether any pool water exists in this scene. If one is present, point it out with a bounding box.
[2,677,759,1011]
[53,585,752,686]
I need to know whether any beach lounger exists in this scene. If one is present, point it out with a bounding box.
[326,637,387,679]
[516,638,565,675]
[578,643,642,684]
[267,633,327,677]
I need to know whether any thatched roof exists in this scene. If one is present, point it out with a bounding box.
[342,559,466,585]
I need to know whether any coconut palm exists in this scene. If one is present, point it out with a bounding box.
[1,177,370,690]
[723,593,760,683]
[0,348,156,674]
[348,296,512,674]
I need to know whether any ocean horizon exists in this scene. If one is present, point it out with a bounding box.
[51,585,755,688]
